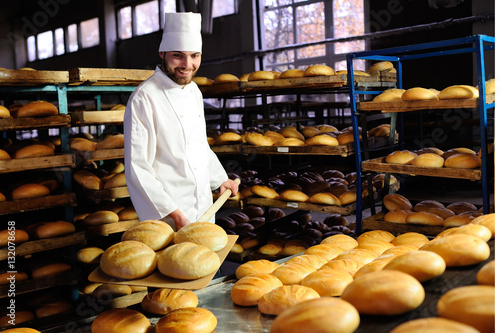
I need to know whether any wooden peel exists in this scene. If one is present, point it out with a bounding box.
[196,178,241,222]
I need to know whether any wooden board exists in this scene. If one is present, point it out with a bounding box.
[0,232,86,260]
[0,270,80,298]
[0,69,69,85]
[69,68,154,86]
[362,157,482,180]
[244,197,356,215]
[88,235,238,289]
[241,75,346,92]
[86,219,140,236]
[0,154,75,174]
[71,110,125,125]
[0,193,76,215]
[363,211,446,236]
[82,186,130,202]
[211,143,354,157]
[76,148,124,161]
[0,115,71,131]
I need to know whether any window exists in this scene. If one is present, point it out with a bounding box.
[135,1,160,36]
[81,18,100,48]
[213,0,236,17]
[37,30,54,60]
[27,36,36,62]
[118,0,174,40]
[118,7,133,39]
[67,24,79,52]
[55,28,65,55]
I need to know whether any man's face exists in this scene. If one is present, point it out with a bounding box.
[160,51,201,85]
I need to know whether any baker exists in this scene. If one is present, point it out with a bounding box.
[124,12,239,231]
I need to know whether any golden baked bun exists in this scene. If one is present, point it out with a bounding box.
[70,137,97,151]
[103,173,126,189]
[281,239,308,256]
[275,137,306,146]
[303,244,344,261]
[356,229,395,243]
[91,283,132,299]
[321,234,358,251]
[141,288,198,315]
[368,123,391,137]
[416,147,444,155]
[470,213,495,237]
[438,85,479,99]
[336,248,380,265]
[258,285,320,315]
[401,87,439,101]
[0,229,29,247]
[2,329,41,333]
[100,240,157,279]
[73,170,103,190]
[383,209,412,223]
[174,222,228,252]
[279,127,305,141]
[157,242,220,280]
[390,317,483,333]
[13,144,54,159]
[285,254,328,270]
[341,270,425,315]
[117,206,138,220]
[77,247,104,264]
[122,220,174,251]
[248,70,277,81]
[383,250,446,282]
[279,68,305,79]
[213,73,239,84]
[155,307,216,333]
[406,211,444,226]
[372,88,406,102]
[304,64,335,76]
[271,262,316,285]
[192,76,213,86]
[16,100,58,118]
[316,124,338,132]
[270,297,360,333]
[251,185,279,199]
[214,132,242,145]
[91,308,152,333]
[305,134,339,146]
[308,192,340,205]
[437,285,494,333]
[0,105,10,119]
[83,210,119,226]
[34,220,75,239]
[279,189,309,202]
[476,260,494,286]
[264,130,285,143]
[31,262,71,279]
[420,234,490,267]
[231,273,283,306]
[443,214,475,228]
[391,232,430,248]
[444,153,479,169]
[367,61,394,74]
[410,153,444,167]
[383,193,413,211]
[300,126,321,138]
[11,183,50,200]
[245,132,274,146]
[385,150,417,164]
[0,148,11,160]
[235,259,280,279]
[96,134,124,150]
[436,224,492,242]
[300,269,353,296]
[239,73,250,81]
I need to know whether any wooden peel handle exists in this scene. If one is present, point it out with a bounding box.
[196,178,241,222]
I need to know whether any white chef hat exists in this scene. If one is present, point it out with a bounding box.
[159,12,202,53]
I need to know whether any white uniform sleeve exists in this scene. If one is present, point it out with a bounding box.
[207,146,230,190]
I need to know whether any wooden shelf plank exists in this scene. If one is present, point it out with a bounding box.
[245,197,355,215]
[0,115,71,131]
[71,110,124,125]
[363,212,446,236]
[75,148,124,162]
[82,186,129,203]
[0,154,75,174]
[0,69,69,85]
[211,144,354,157]
[0,270,80,298]
[0,193,76,215]
[68,68,153,86]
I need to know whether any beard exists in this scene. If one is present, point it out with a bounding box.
[161,56,198,85]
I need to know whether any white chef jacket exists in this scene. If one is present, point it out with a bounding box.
[124,66,228,223]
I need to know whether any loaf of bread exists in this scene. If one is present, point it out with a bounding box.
[76,247,104,264]
[390,317,483,333]
[321,233,358,251]
[305,134,339,146]
[355,239,395,257]
[0,105,10,119]
[444,153,479,169]
[158,242,219,280]
[476,260,494,286]
[155,307,216,333]
[117,206,138,221]
[406,211,444,226]
[470,213,495,237]
[279,68,305,79]
[383,250,446,282]
[248,70,277,81]
[245,132,274,146]
[141,288,198,315]
[258,285,320,315]
[303,244,343,261]
[83,210,119,226]
[304,64,335,76]
[410,153,444,167]
[279,189,309,202]
[174,222,228,252]
[285,254,327,270]
[2,328,42,333]
[357,230,395,243]
[271,262,316,285]
[0,229,29,247]
[0,271,29,285]
[31,262,71,279]
[91,308,152,333]
[379,244,418,258]
[214,73,239,84]
[384,209,412,223]
[352,257,394,279]
[231,273,283,306]
[437,285,494,333]
[91,283,132,298]
[319,258,360,276]
[372,88,405,102]
[214,132,242,145]
[438,85,479,99]
[73,170,103,190]
[336,248,379,266]
[446,201,478,214]
[308,192,341,205]
[401,87,438,101]
[96,134,124,150]
[13,144,54,159]
[367,61,394,74]
[276,137,306,146]
[438,224,492,243]
[383,193,413,211]
[70,138,97,151]
[251,185,279,199]
[391,232,430,248]
[385,150,417,164]
[16,101,58,118]
[0,148,11,160]
[100,241,157,279]
[368,124,391,137]
[11,183,50,200]
[443,214,475,228]
[192,76,213,86]
[35,299,72,318]
[300,269,353,296]
[279,127,305,141]
[103,173,126,189]
[341,270,425,315]
[281,239,309,256]
[33,220,75,239]
[122,220,174,251]
[270,297,360,333]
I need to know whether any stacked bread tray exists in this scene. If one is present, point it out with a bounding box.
[0,68,69,86]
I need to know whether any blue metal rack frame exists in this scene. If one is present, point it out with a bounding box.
[346,34,495,235]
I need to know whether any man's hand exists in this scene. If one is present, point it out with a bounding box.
[219,178,240,197]
[169,209,191,230]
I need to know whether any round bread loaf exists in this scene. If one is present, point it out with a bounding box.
[258,242,283,256]
[231,273,283,306]
[401,87,438,101]
[235,259,280,279]
[279,189,309,202]
[248,70,277,81]
[285,254,327,270]
[383,250,446,282]
[420,234,490,267]
[443,214,475,228]
[214,132,242,145]
[73,170,103,190]
[320,258,360,276]
[11,183,50,200]
[271,262,316,285]
[380,244,418,258]
[355,239,395,257]
[368,124,391,137]
[444,153,479,169]
[31,262,71,279]
[141,288,198,315]
[270,297,360,333]
[192,76,213,86]
[0,105,11,119]
[321,234,358,251]
[279,68,305,79]
[410,153,444,167]
[470,213,495,237]
[279,127,305,141]
[281,239,308,256]
[0,271,29,285]
[406,211,444,226]
[390,232,430,249]
[77,247,104,264]
[258,285,319,315]
[0,310,35,327]
[13,144,54,159]
[336,248,379,266]
[92,284,132,299]
[91,308,151,333]
[383,193,413,211]
[34,220,75,239]
[357,230,395,243]
[300,269,353,296]
[338,189,356,205]
[122,220,174,251]
[103,173,127,189]
[367,61,394,74]
[174,222,228,252]
[213,73,239,84]
[0,229,29,247]
[305,134,339,146]
[276,137,306,146]
[413,199,445,210]
[383,209,412,223]
[385,150,417,164]
[251,185,279,199]
[308,192,340,205]
[117,206,138,220]
[372,88,405,102]
[2,328,42,333]
[16,101,58,118]
[435,224,492,242]
[100,241,157,279]
[438,85,479,99]
[245,132,274,146]
[303,244,344,261]
[158,242,220,280]
[304,64,335,76]
[83,210,119,226]
[390,317,482,333]
[155,307,216,333]
[96,134,124,150]
[0,148,11,160]
[416,147,444,155]
[341,270,425,315]
[264,130,286,143]
[70,138,97,151]
[437,285,494,333]
[476,260,494,286]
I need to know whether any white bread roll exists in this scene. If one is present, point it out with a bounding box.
[271,262,316,285]
[96,134,124,150]
[91,283,132,298]
[0,105,11,119]
[401,87,438,101]
[70,138,97,151]
[155,307,216,333]
[100,241,157,279]
[303,244,344,261]
[341,270,425,315]
[384,209,412,223]
[245,132,274,146]
[258,285,320,315]
[73,170,103,190]
[0,229,29,247]
[141,288,198,315]
[213,73,239,84]
[248,70,277,81]
[383,250,446,282]
[304,64,335,76]
[0,271,29,285]
[235,259,280,279]
[444,153,479,169]
[76,247,104,264]
[406,211,444,226]
[285,254,328,270]
[173,221,228,252]
[16,100,58,118]
[270,297,360,333]
[83,210,119,226]
[231,273,283,306]
[305,134,339,146]
[11,183,50,200]
[391,232,430,248]
[435,223,492,242]
[420,234,490,267]
[279,68,305,79]
[192,76,213,86]
[437,285,494,333]
[103,173,127,189]
[356,230,395,243]
[383,193,413,211]
[91,308,152,333]
[385,150,417,164]
[390,317,482,333]
[157,242,220,280]
[410,153,444,167]
[31,262,71,279]
[476,260,494,285]
[438,85,479,99]
[13,144,54,159]
[320,234,358,251]
[122,220,174,251]
[34,220,75,239]
[300,269,353,296]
